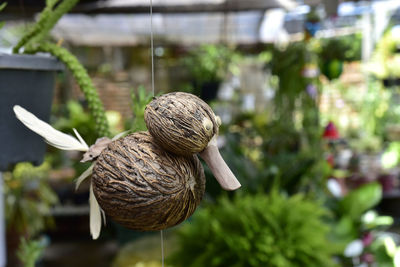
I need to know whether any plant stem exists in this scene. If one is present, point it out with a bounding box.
[13,0,79,53]
[26,43,111,137]
[13,0,58,53]
[33,0,79,45]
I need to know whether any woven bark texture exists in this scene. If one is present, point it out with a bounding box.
[144,92,218,156]
[92,131,206,231]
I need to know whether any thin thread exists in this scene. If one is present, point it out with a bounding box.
[161,230,165,267]
[18,0,28,30]
[150,0,155,97]
[150,1,161,265]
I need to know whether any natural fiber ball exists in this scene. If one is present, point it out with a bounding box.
[91,131,206,231]
[144,92,219,156]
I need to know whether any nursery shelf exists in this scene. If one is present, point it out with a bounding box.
[51,205,90,217]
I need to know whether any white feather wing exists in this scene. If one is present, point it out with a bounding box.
[13,105,89,151]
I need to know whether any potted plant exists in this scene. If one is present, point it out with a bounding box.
[0,0,110,170]
[318,34,362,81]
[182,45,236,101]
[0,50,64,171]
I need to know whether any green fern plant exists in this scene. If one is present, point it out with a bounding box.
[13,0,110,137]
[169,192,336,267]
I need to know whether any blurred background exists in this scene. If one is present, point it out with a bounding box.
[2,0,400,266]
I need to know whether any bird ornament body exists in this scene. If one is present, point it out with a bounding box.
[13,92,240,239]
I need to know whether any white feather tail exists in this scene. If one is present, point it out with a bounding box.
[90,182,103,239]
[13,105,89,151]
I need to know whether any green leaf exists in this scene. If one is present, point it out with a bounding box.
[0,2,6,30]
[0,2,7,12]
[382,142,400,169]
[128,86,154,132]
[340,182,382,219]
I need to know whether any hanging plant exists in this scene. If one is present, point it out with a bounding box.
[1,0,110,170]
[13,0,110,137]
[0,1,66,170]
[182,45,238,100]
[317,34,362,81]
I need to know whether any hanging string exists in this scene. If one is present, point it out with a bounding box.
[150,0,155,97]
[149,1,163,266]
[161,229,165,267]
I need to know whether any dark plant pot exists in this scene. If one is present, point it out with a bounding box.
[383,78,400,88]
[0,54,63,171]
[377,190,400,218]
[196,80,220,102]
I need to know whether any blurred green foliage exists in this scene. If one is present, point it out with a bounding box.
[382,141,400,169]
[182,45,238,84]
[227,42,327,195]
[169,192,336,267]
[4,161,58,236]
[212,118,330,198]
[371,234,400,267]
[316,34,362,80]
[339,182,382,220]
[359,80,395,139]
[325,182,398,266]
[270,42,321,149]
[203,42,330,197]
[318,34,362,63]
[17,237,47,267]
[203,131,267,198]
[181,45,240,96]
[125,85,155,132]
[328,78,400,155]
[327,182,385,255]
[53,100,99,145]
[368,29,400,80]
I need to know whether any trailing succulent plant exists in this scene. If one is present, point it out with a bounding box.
[13,0,110,137]
[13,0,78,53]
[14,92,240,239]
[26,43,109,136]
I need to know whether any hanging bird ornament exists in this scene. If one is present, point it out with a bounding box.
[145,92,240,190]
[13,92,241,239]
